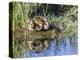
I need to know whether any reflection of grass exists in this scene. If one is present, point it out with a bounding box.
[9,2,78,58]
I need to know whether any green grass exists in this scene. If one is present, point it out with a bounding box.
[9,2,78,58]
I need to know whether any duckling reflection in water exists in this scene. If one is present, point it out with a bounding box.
[28,40,49,53]
[28,16,49,31]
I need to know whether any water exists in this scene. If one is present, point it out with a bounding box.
[23,38,78,57]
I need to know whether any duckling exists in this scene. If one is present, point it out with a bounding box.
[28,16,49,31]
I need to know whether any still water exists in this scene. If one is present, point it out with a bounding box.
[23,37,78,57]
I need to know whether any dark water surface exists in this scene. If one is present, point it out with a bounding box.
[23,38,78,57]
